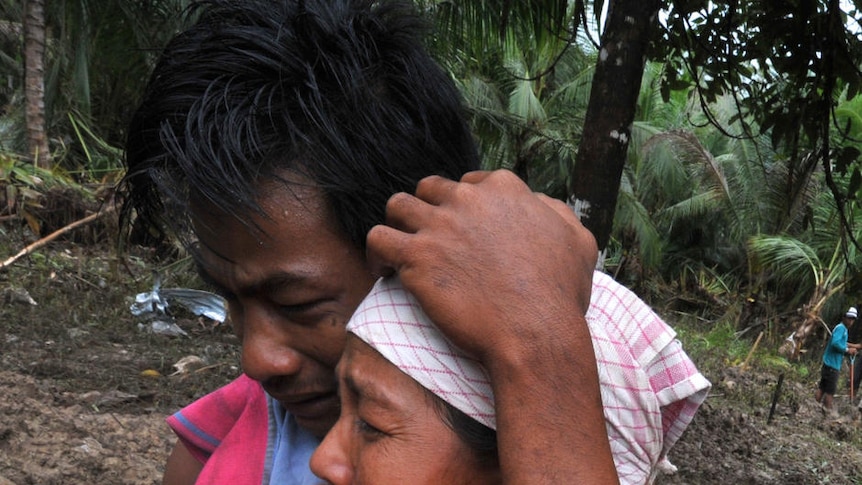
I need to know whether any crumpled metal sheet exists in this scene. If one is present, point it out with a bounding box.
[130,275,226,336]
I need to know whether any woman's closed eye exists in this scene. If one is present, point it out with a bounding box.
[355,417,385,440]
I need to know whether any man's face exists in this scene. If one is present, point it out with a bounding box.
[191,175,376,438]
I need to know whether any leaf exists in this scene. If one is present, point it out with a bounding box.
[836,147,862,177]
[20,208,41,236]
[5,184,16,213]
[850,168,862,200]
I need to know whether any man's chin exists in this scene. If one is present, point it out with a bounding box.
[292,413,338,439]
[282,394,341,438]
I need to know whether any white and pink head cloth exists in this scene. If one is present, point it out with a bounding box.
[346,274,711,484]
[345,276,496,429]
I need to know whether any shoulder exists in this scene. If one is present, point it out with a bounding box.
[166,375,267,459]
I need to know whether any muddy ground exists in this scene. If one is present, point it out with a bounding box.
[2,233,862,484]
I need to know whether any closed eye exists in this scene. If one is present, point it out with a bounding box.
[274,299,332,325]
[355,418,385,439]
[278,300,322,314]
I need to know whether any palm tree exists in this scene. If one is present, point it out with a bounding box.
[5,0,189,173]
[23,0,49,168]
[624,67,862,356]
[422,0,595,198]
[746,162,862,358]
[749,232,855,360]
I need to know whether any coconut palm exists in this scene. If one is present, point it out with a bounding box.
[3,0,189,172]
[747,177,862,359]
[610,65,763,280]
[23,0,49,168]
[623,61,862,356]
[422,0,595,198]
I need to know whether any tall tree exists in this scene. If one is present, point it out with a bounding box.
[23,0,49,168]
[569,0,661,254]
[3,1,189,172]
[659,0,862,246]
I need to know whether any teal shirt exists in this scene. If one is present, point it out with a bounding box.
[823,322,849,370]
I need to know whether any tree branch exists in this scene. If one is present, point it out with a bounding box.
[1,204,116,270]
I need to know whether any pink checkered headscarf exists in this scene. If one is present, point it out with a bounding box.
[345,276,496,429]
[347,274,710,485]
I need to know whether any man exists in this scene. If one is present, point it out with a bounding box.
[121,1,706,483]
[847,306,862,395]
[816,307,860,414]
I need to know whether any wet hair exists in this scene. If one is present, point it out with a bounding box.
[121,0,480,249]
[427,388,499,470]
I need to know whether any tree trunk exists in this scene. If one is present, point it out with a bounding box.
[23,0,50,169]
[569,0,660,251]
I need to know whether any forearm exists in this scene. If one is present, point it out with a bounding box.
[162,441,202,485]
[485,314,619,485]
[830,336,846,353]
[365,170,615,480]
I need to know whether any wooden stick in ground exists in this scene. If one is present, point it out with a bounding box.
[741,330,764,370]
[0,204,116,270]
[767,372,785,425]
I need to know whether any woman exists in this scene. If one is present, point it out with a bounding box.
[311,275,710,484]
[309,276,500,484]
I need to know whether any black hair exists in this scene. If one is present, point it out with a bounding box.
[427,388,500,470]
[120,0,480,249]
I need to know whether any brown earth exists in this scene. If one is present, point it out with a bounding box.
[1,229,862,484]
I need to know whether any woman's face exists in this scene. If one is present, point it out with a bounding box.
[310,335,499,485]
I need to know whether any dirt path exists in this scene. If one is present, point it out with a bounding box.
[661,366,862,484]
[0,242,241,485]
[2,242,862,483]
[5,365,862,484]
[0,371,172,485]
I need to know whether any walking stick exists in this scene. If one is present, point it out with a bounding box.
[852,354,856,402]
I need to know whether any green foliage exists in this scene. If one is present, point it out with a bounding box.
[0,151,88,234]
[675,317,806,381]
[747,235,827,304]
[0,0,190,171]
[659,1,862,144]
[681,321,750,361]
[656,1,862,262]
[422,0,593,196]
[65,112,124,182]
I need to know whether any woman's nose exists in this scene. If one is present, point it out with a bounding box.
[309,418,353,484]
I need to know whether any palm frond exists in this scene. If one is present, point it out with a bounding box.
[659,189,725,223]
[747,234,822,290]
[615,178,663,268]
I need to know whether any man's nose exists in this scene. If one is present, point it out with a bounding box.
[238,306,304,383]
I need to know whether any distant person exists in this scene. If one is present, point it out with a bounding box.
[848,306,862,395]
[816,307,860,414]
